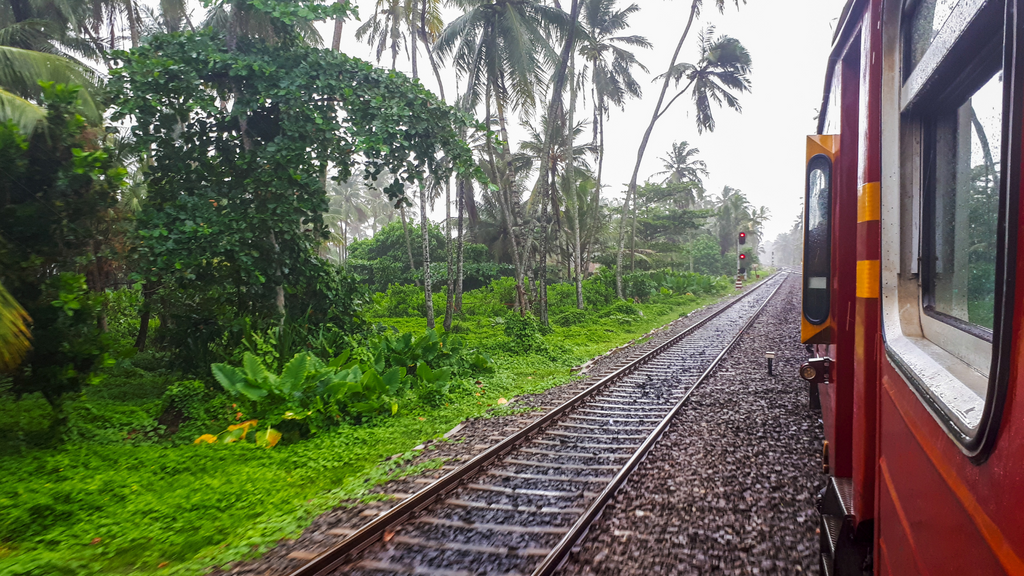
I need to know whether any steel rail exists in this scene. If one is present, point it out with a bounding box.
[286,273,785,576]
[530,272,788,575]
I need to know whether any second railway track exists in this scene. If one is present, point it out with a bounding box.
[288,273,788,576]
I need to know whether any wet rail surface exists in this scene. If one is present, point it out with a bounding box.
[288,273,788,576]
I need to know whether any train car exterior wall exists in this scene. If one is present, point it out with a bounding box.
[807,0,1024,573]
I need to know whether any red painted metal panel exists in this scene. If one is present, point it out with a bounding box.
[823,31,863,480]
[878,358,1024,574]
[878,383,1006,573]
[877,457,926,574]
[852,0,882,525]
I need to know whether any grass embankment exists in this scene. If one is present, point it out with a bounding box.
[0,274,769,576]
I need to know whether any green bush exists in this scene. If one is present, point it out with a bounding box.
[546,282,580,311]
[105,283,160,351]
[582,268,616,308]
[609,301,642,316]
[7,273,112,409]
[554,309,587,327]
[498,312,551,355]
[460,277,515,317]
[622,272,657,302]
[163,379,233,441]
[371,283,427,317]
[210,328,496,434]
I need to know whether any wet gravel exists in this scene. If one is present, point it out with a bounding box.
[557,273,822,576]
[217,279,778,576]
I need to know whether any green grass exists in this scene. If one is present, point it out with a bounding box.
[0,278,767,576]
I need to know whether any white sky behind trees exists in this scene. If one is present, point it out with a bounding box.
[319,0,849,240]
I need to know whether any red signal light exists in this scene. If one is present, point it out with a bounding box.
[738,232,747,245]
[739,253,747,260]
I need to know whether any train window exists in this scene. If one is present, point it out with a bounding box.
[923,70,1001,336]
[882,0,1018,456]
[907,0,957,71]
[803,154,832,325]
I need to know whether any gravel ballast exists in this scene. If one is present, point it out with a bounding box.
[557,273,822,576]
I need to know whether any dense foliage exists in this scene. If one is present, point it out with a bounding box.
[347,221,511,292]
[110,24,483,366]
[0,85,125,408]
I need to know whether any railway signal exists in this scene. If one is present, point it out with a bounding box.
[738,231,746,245]
[739,253,747,261]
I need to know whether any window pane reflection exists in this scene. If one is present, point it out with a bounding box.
[908,0,957,71]
[930,70,1001,331]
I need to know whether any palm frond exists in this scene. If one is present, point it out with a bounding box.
[0,281,32,373]
[0,88,45,133]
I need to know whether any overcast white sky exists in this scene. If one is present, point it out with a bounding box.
[317,0,848,241]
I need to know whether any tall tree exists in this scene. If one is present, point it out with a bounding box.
[614,0,749,298]
[656,141,707,190]
[354,0,407,70]
[578,0,649,191]
[435,0,571,313]
[535,0,582,324]
[0,0,104,131]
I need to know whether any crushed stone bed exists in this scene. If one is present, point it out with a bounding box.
[557,273,822,576]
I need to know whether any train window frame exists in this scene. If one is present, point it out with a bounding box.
[917,61,1000,369]
[880,0,1021,460]
[803,153,833,325]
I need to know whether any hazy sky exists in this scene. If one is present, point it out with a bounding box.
[316,0,848,240]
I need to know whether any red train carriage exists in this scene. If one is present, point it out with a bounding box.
[800,0,1024,574]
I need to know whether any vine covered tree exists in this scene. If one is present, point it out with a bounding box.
[111,0,484,366]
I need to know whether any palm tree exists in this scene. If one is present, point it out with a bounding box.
[355,0,409,70]
[656,141,708,189]
[326,179,371,264]
[578,0,649,190]
[202,0,324,49]
[1,0,104,132]
[746,204,770,250]
[713,185,750,254]
[435,0,570,313]
[616,20,750,296]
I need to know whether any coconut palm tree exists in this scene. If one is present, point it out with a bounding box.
[578,0,649,190]
[355,0,409,70]
[614,17,750,297]
[1,0,104,132]
[202,0,324,49]
[713,185,751,255]
[656,141,707,189]
[435,0,571,312]
[747,205,769,241]
[326,179,371,264]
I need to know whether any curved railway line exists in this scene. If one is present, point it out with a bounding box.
[287,272,789,576]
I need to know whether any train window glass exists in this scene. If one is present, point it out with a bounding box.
[925,70,1001,334]
[803,154,832,324]
[907,0,957,71]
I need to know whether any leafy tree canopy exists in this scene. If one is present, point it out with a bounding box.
[109,0,487,334]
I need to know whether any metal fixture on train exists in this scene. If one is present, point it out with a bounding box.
[798,357,830,386]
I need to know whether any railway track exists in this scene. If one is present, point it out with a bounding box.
[287,273,788,576]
